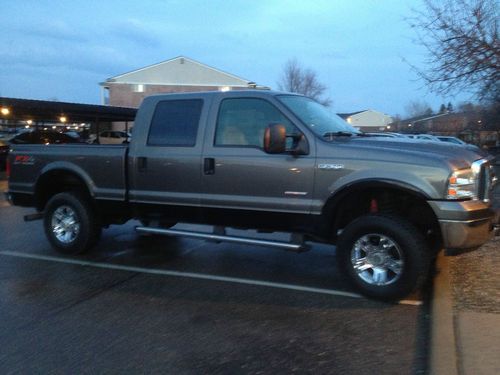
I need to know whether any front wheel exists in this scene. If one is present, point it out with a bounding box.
[336,215,431,301]
[44,192,102,255]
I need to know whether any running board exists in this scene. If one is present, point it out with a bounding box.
[135,226,310,253]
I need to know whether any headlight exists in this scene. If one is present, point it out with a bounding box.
[447,168,477,200]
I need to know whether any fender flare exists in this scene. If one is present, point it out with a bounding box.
[321,179,432,233]
[34,162,95,207]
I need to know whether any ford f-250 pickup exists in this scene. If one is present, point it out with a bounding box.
[6,90,499,300]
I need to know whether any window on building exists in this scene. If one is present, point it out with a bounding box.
[133,84,145,93]
[215,98,295,148]
[148,100,203,147]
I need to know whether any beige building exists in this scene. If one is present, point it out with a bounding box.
[338,110,393,132]
[100,56,265,108]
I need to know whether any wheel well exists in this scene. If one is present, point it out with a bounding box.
[323,186,442,250]
[35,170,91,211]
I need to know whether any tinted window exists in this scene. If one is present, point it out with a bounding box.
[148,99,203,146]
[11,132,32,144]
[53,133,77,143]
[11,131,78,144]
[215,98,295,148]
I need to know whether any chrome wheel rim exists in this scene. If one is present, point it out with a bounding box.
[350,233,404,286]
[51,205,80,244]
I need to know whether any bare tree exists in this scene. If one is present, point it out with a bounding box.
[404,100,434,118]
[277,58,332,106]
[409,0,499,102]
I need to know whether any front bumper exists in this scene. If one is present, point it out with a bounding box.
[429,200,500,250]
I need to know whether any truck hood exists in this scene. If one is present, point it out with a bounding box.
[330,136,489,168]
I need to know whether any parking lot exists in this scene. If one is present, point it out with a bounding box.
[0,172,429,374]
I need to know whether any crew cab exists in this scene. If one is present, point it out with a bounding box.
[7,90,499,300]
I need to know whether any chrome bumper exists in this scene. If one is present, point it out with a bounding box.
[429,200,500,250]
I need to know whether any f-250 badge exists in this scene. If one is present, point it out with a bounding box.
[318,163,344,170]
[14,155,35,165]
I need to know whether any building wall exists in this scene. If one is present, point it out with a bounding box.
[107,83,224,108]
[347,110,392,131]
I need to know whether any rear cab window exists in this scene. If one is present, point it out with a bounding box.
[148,99,203,147]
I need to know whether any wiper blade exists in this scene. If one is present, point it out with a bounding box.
[323,131,355,138]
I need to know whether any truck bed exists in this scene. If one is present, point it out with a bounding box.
[8,144,128,203]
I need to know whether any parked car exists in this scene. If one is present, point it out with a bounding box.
[97,131,131,144]
[365,132,408,138]
[0,139,9,170]
[406,134,485,155]
[63,131,83,141]
[435,135,484,154]
[436,136,466,145]
[9,130,81,145]
[407,134,441,142]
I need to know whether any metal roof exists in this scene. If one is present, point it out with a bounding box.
[0,97,136,123]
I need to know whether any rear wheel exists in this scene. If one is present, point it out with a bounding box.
[336,214,431,301]
[44,192,101,255]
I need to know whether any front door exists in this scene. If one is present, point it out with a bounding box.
[201,97,315,214]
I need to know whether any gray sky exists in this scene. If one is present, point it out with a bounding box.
[0,0,472,117]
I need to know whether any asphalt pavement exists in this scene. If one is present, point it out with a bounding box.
[0,172,430,374]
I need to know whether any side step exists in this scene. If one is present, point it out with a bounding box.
[135,226,310,253]
[24,213,44,222]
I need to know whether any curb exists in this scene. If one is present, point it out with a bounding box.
[430,251,458,375]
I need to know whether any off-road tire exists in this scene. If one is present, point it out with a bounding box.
[43,192,102,255]
[336,214,431,301]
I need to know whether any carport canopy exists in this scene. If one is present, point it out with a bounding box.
[0,97,136,124]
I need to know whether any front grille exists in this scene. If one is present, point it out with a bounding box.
[476,160,495,202]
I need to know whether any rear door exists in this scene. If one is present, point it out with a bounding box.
[128,95,209,207]
[201,94,315,214]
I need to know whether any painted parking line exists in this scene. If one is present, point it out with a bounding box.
[0,250,422,306]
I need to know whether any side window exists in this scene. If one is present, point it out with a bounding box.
[14,132,31,144]
[215,98,295,148]
[148,99,203,147]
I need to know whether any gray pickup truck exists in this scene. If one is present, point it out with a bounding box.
[7,90,499,300]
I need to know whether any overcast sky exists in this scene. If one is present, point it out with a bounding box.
[0,0,473,117]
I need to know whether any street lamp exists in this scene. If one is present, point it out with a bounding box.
[1,107,10,116]
[60,116,67,123]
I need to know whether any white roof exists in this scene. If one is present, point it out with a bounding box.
[102,56,253,87]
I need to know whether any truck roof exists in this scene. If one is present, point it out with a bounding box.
[145,90,302,101]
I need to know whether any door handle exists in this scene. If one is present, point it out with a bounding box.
[138,157,147,172]
[204,158,215,175]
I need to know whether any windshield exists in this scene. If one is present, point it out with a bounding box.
[277,95,360,137]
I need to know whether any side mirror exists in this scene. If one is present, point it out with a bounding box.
[264,124,286,154]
